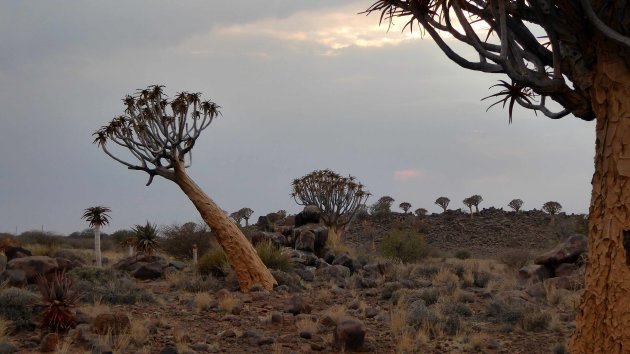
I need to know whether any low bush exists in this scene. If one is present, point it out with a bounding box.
[255,241,293,272]
[0,287,40,330]
[473,271,491,288]
[69,267,153,304]
[485,300,525,325]
[166,273,220,293]
[197,247,229,277]
[520,310,552,332]
[499,249,531,269]
[454,250,471,260]
[379,229,427,263]
[161,222,216,259]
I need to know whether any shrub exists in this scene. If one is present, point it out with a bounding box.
[255,241,293,272]
[454,250,471,260]
[166,273,219,293]
[0,287,40,330]
[418,288,440,306]
[485,300,525,324]
[520,310,552,332]
[442,315,460,335]
[197,247,229,277]
[441,301,472,318]
[379,229,427,263]
[473,271,491,288]
[69,267,153,304]
[406,301,439,331]
[161,222,216,259]
[499,249,531,269]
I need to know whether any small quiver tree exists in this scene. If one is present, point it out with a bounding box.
[414,208,428,217]
[133,222,160,255]
[470,195,483,213]
[542,201,562,226]
[399,202,412,214]
[434,197,450,213]
[93,85,275,291]
[81,206,111,267]
[291,169,370,245]
[229,211,244,227]
[369,196,395,219]
[238,207,254,226]
[462,197,474,218]
[508,199,524,213]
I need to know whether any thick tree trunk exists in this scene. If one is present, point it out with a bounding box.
[94,224,102,267]
[172,161,276,292]
[570,41,630,353]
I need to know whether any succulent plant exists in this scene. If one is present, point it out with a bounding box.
[36,272,79,331]
[133,222,160,255]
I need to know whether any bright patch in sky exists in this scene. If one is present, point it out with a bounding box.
[393,169,423,181]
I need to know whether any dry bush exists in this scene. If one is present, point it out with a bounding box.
[467,333,490,352]
[498,249,531,269]
[520,309,552,332]
[433,268,459,295]
[322,305,347,325]
[0,287,40,331]
[559,290,583,312]
[544,280,561,306]
[130,317,150,346]
[296,317,318,334]
[379,229,428,263]
[194,292,213,312]
[166,272,219,293]
[218,293,238,314]
[197,247,229,277]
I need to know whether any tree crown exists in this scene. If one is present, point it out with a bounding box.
[508,198,524,211]
[542,201,562,215]
[81,206,111,228]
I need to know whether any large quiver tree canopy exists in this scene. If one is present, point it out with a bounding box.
[93,85,276,292]
[366,1,630,353]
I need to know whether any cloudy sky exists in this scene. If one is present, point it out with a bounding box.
[0,1,595,235]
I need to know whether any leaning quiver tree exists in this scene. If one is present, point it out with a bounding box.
[434,197,450,212]
[291,169,371,242]
[93,85,275,291]
[365,1,630,351]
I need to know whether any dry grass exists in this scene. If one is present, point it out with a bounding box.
[0,317,8,342]
[23,243,59,256]
[486,276,517,293]
[130,317,150,347]
[323,304,347,324]
[396,331,416,353]
[218,293,238,314]
[432,268,459,294]
[544,280,561,306]
[467,333,489,352]
[390,305,408,337]
[559,290,582,312]
[174,326,190,352]
[461,268,474,287]
[194,292,213,312]
[101,250,126,264]
[79,298,110,318]
[296,317,318,334]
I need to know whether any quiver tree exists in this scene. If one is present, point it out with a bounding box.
[434,197,450,213]
[238,207,254,226]
[470,195,483,213]
[81,206,110,267]
[93,85,275,291]
[291,169,370,243]
[414,208,428,217]
[370,195,395,219]
[365,2,630,350]
[462,197,474,218]
[229,211,244,226]
[542,201,563,225]
[508,199,524,212]
[399,202,412,214]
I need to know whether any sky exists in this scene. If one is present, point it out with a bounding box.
[0,1,595,235]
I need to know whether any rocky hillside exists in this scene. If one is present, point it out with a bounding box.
[344,208,587,258]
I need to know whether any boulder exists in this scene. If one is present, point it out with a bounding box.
[55,258,83,272]
[6,256,59,283]
[271,270,303,292]
[332,254,355,272]
[0,254,6,272]
[4,246,32,261]
[534,234,587,266]
[0,269,27,286]
[256,216,274,232]
[334,316,366,351]
[0,343,18,354]
[314,264,351,280]
[555,263,579,277]
[251,231,288,247]
[133,262,164,280]
[168,260,187,270]
[40,333,59,352]
[295,206,321,228]
[293,224,328,252]
[518,264,552,282]
[92,312,131,335]
[546,275,583,291]
[295,231,315,252]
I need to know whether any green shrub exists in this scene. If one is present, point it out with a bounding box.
[0,287,40,330]
[406,301,439,331]
[197,247,229,277]
[454,250,471,260]
[255,241,293,272]
[378,229,427,263]
[69,267,153,304]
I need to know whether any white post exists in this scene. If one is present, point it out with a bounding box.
[128,244,134,257]
[192,244,198,265]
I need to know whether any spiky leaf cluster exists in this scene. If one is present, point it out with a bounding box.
[291,169,370,230]
[364,0,629,122]
[36,272,79,332]
[81,206,111,228]
[93,85,221,185]
[133,222,160,255]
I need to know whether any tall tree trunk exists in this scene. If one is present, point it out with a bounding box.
[172,161,276,292]
[94,224,102,267]
[570,40,630,354]
[245,218,249,227]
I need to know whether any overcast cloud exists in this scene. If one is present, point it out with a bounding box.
[0,1,594,235]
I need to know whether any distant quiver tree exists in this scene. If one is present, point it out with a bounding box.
[399,202,412,214]
[414,208,427,217]
[93,85,275,291]
[470,195,483,213]
[365,1,630,350]
[542,201,563,225]
[238,207,254,226]
[291,169,370,242]
[462,197,474,218]
[81,206,110,267]
[435,197,450,213]
[508,199,524,212]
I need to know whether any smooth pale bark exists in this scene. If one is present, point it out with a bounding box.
[570,40,630,353]
[94,224,102,267]
[172,160,276,292]
[127,245,134,257]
